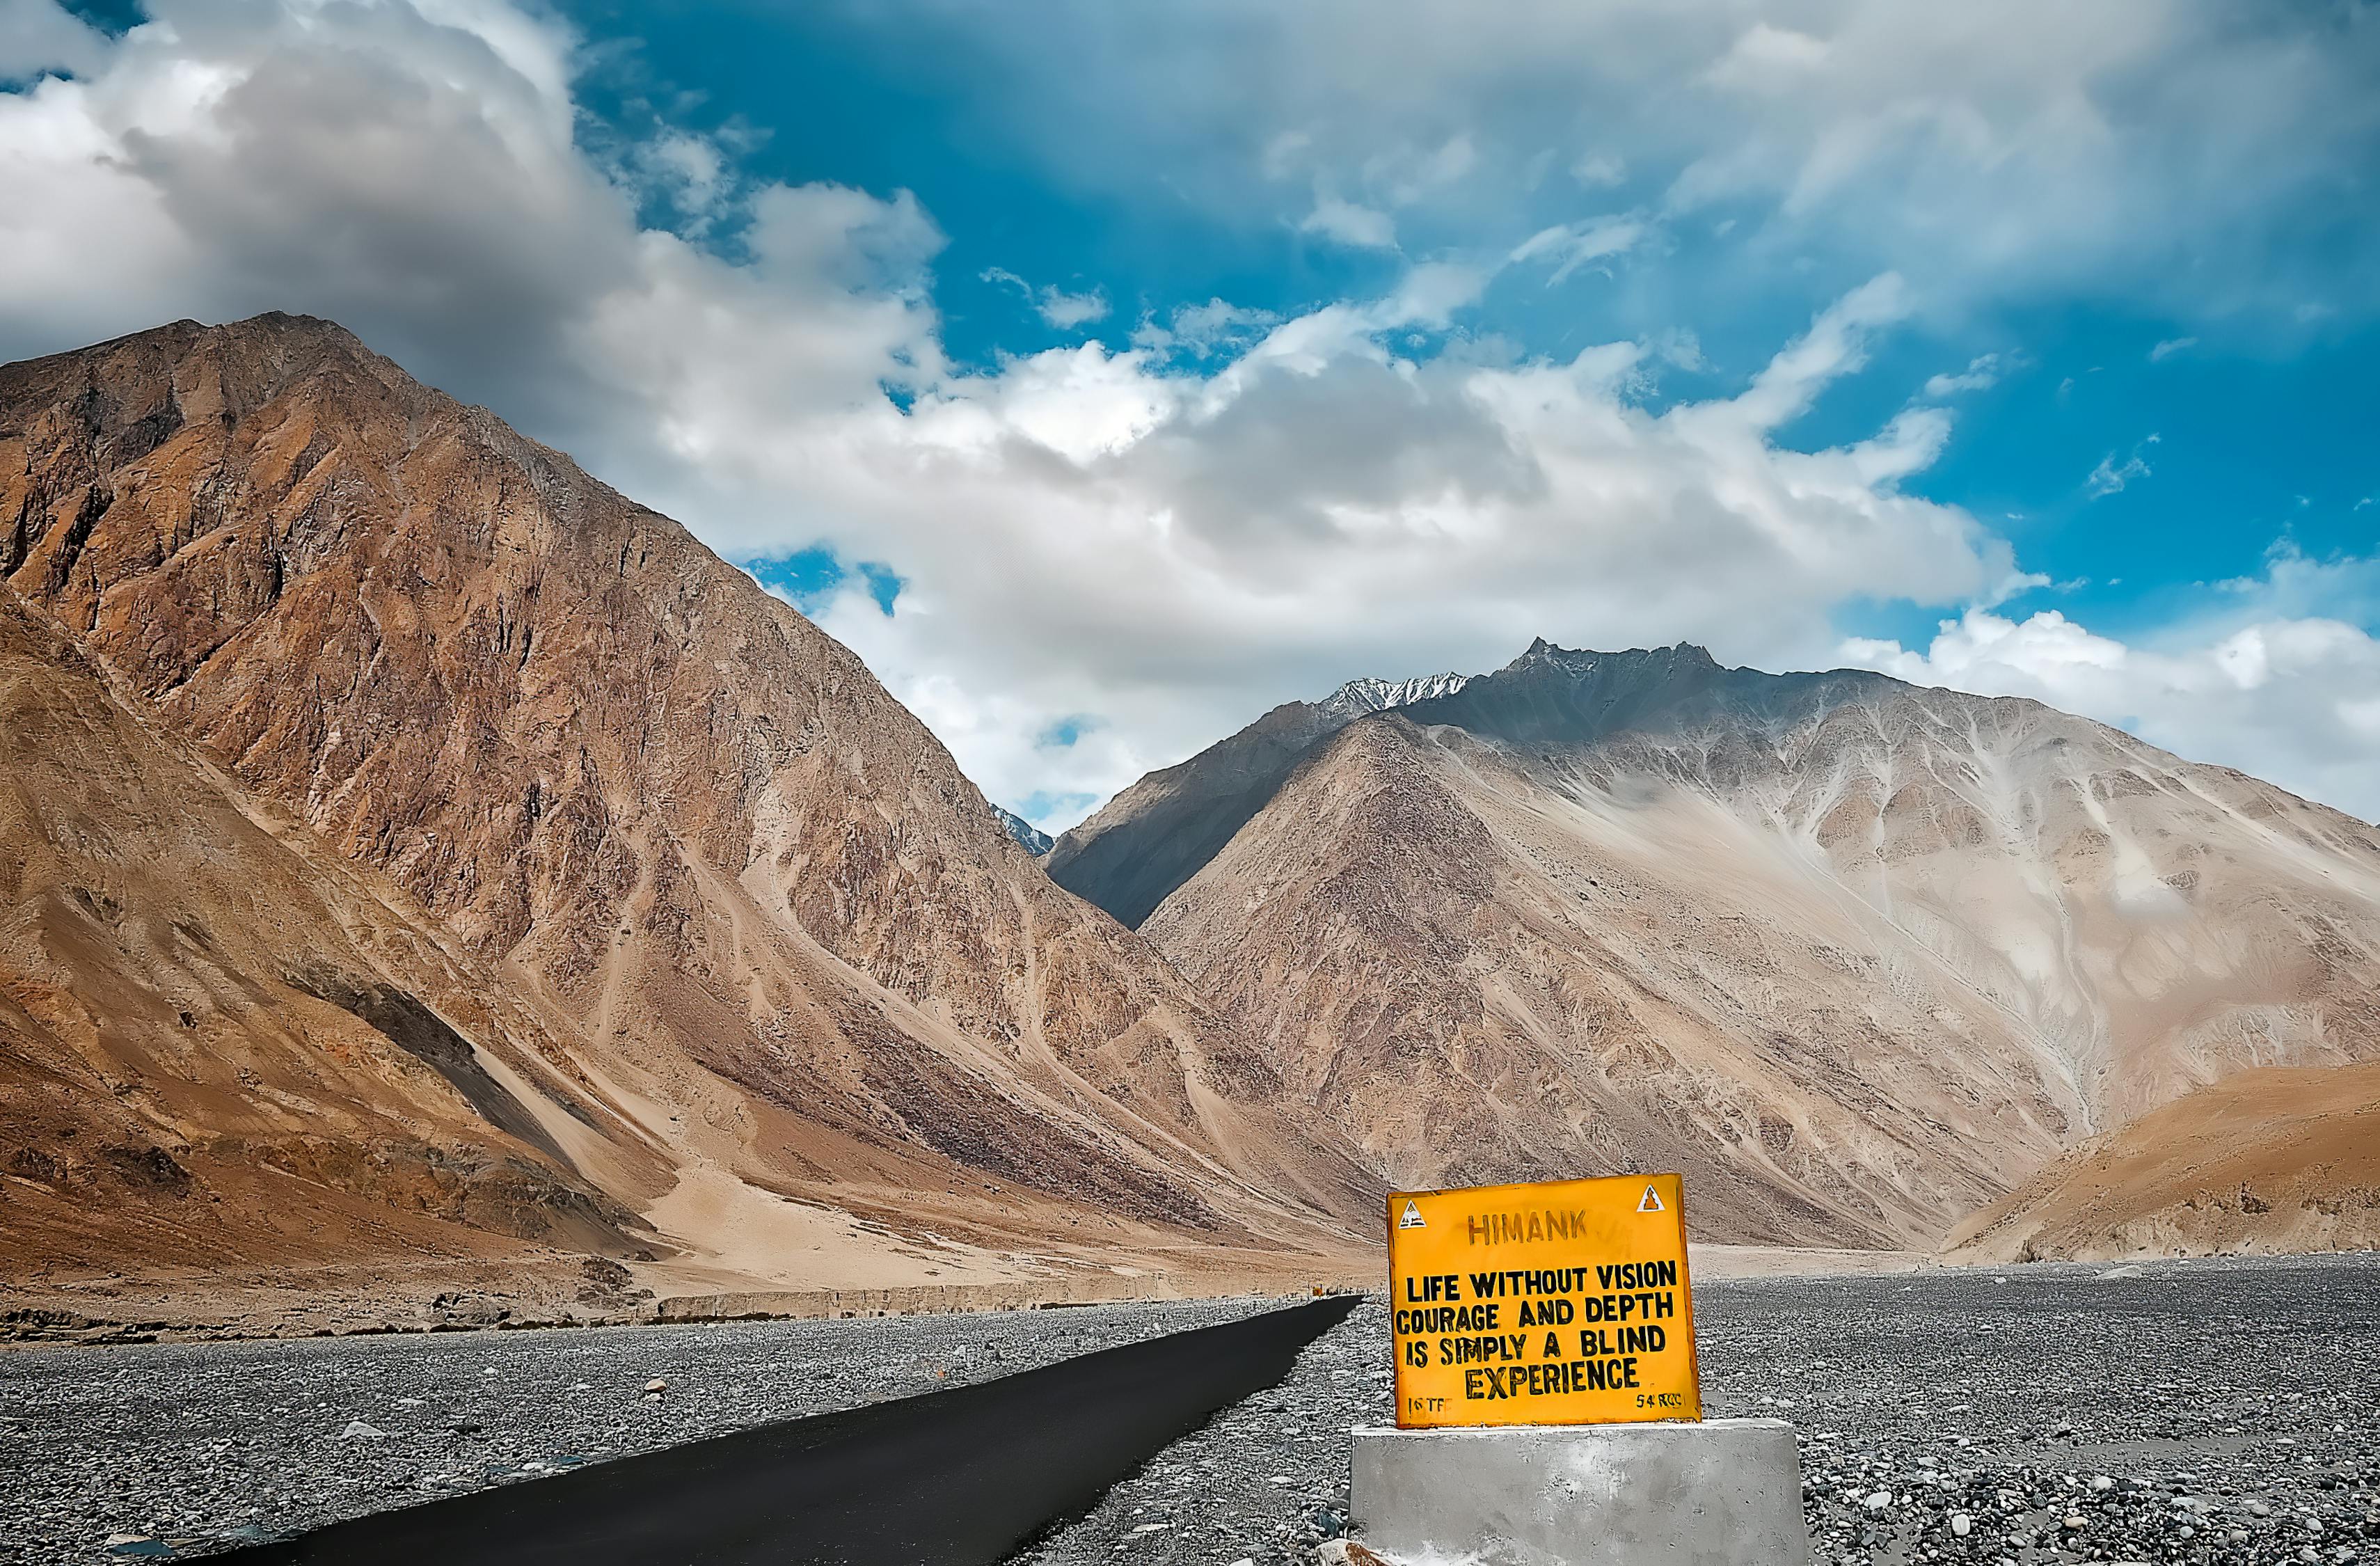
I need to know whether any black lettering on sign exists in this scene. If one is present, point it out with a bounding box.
[1393,1304,1500,1334]
[1592,1259,1682,1291]
[1458,1357,1656,1399]
[1465,1210,1594,1245]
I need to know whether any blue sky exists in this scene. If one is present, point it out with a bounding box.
[6,0,2378,825]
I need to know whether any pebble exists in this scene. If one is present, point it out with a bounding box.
[1023,1253,2380,1566]
[0,1295,1282,1563]
[13,1255,2380,1566]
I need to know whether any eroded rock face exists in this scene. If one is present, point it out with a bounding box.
[1046,672,1469,928]
[1133,641,2380,1247]
[1949,1060,2380,1261]
[0,315,1376,1293]
[0,586,658,1276]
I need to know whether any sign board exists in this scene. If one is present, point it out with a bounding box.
[1387,1173,1701,1429]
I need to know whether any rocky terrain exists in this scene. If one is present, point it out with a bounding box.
[12,1257,2372,1565]
[1952,1063,2380,1263]
[1103,640,2380,1249]
[0,1295,1286,1563]
[1046,674,1468,928]
[996,807,1055,857]
[1029,1253,2380,1566]
[0,314,1374,1318]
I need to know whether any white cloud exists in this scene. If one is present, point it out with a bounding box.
[2148,335,2197,361]
[1133,298,1280,358]
[2086,435,2159,498]
[1571,150,1627,188]
[1299,192,1397,249]
[1372,134,1477,207]
[1035,286,1109,329]
[1509,213,1649,285]
[625,129,735,232]
[983,265,1109,329]
[1922,352,2004,399]
[3,0,107,77]
[2,0,2365,836]
[869,0,2380,331]
[1841,548,2380,821]
[2086,452,2149,496]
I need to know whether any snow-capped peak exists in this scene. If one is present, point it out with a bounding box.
[1316,672,1471,722]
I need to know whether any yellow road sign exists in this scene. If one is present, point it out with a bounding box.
[1387,1173,1701,1429]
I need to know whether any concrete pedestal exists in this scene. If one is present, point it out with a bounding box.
[1350,1420,1812,1566]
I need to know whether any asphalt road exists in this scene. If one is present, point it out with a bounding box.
[0,1295,1288,1563]
[1024,1253,2380,1566]
[10,1254,2379,1566]
[199,1296,1358,1566]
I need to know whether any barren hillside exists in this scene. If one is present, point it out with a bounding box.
[1047,674,1466,927]
[1948,1063,2380,1261]
[0,588,661,1287]
[0,315,1375,1318]
[1134,641,2380,1246]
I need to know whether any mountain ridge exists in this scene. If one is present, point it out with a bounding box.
[1118,638,2380,1247]
[1046,669,1470,926]
[0,313,1377,1317]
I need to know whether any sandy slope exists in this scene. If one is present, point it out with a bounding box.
[1133,642,2380,1248]
[1947,1061,2380,1261]
[0,315,1376,1318]
[0,589,666,1278]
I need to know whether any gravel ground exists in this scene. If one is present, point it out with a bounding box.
[9,1256,2379,1566]
[0,1295,1280,1563]
[1024,1253,2380,1566]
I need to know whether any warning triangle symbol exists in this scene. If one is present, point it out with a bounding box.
[1637,1184,1665,1213]
[1398,1201,1426,1230]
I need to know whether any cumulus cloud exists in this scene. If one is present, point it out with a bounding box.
[1132,298,1281,358]
[3,0,106,78]
[859,0,2380,331]
[1299,192,1397,249]
[1,0,2367,833]
[1841,548,2380,822]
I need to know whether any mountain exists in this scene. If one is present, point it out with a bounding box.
[993,805,1053,857]
[0,315,1374,1320]
[0,585,659,1292]
[1125,640,2380,1247]
[1045,671,1468,927]
[1947,1063,2380,1262]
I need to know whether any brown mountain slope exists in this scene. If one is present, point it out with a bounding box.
[1047,674,1466,928]
[1138,642,2380,1247]
[0,587,663,1289]
[1946,1063,2380,1262]
[0,315,1374,1309]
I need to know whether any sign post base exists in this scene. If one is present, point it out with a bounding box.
[1350,1419,1812,1566]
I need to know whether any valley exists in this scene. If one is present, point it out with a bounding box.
[3,314,2377,1336]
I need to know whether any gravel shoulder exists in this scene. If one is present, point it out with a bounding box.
[0,1295,1284,1563]
[1024,1253,2380,1566]
[10,1256,2379,1566]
